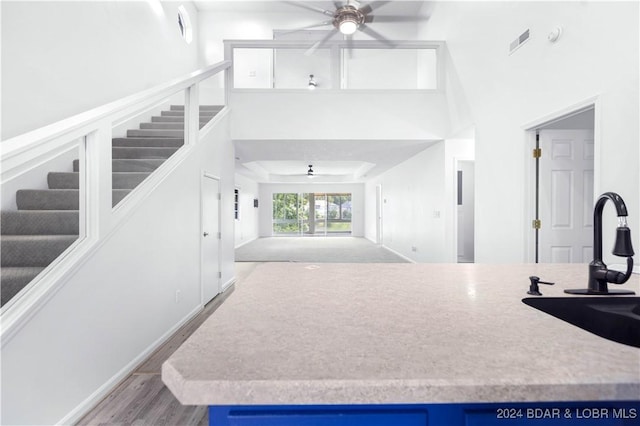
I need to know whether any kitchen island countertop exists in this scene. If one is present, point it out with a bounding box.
[162,263,640,405]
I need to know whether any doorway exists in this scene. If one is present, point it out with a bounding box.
[456,160,475,263]
[201,173,221,304]
[376,184,383,245]
[272,192,352,236]
[530,107,595,263]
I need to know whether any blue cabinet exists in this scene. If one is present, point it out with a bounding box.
[209,401,639,425]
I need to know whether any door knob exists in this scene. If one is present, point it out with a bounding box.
[203,232,209,237]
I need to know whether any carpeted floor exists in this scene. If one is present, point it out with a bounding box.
[235,237,409,263]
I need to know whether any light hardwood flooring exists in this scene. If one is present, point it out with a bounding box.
[76,262,260,426]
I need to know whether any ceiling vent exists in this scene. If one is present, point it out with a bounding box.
[509,29,530,55]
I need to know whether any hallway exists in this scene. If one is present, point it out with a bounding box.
[235,237,409,263]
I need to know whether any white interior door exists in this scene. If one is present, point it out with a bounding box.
[539,129,594,263]
[201,174,220,303]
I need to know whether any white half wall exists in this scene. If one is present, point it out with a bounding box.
[258,183,365,237]
[229,91,450,141]
[1,1,200,140]
[419,1,639,264]
[0,116,235,426]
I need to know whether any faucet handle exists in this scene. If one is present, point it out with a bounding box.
[605,256,635,284]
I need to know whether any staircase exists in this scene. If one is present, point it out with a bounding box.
[0,105,222,307]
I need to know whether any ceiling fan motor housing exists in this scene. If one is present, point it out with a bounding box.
[333,5,366,34]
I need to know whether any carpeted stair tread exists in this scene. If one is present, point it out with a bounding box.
[160,111,217,117]
[48,172,152,190]
[151,116,211,124]
[111,159,166,172]
[140,122,207,130]
[16,189,129,209]
[113,172,152,189]
[170,104,223,111]
[1,267,45,306]
[47,172,79,189]
[1,210,79,235]
[113,146,179,159]
[1,235,78,267]
[16,189,79,210]
[126,129,184,138]
[112,137,184,147]
[73,159,167,172]
[112,189,131,206]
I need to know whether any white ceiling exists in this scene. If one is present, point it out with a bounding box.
[194,1,427,16]
[195,0,433,183]
[235,139,437,183]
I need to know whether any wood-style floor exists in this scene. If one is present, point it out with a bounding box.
[76,262,260,426]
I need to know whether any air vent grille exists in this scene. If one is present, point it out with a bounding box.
[509,29,530,55]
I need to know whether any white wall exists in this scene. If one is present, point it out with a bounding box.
[258,183,365,237]
[235,173,260,247]
[419,1,639,264]
[1,1,200,140]
[230,91,450,141]
[0,116,236,425]
[364,139,473,263]
[443,137,476,261]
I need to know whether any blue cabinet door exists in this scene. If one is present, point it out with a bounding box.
[210,401,639,426]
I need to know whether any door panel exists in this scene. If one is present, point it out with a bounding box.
[550,169,572,228]
[539,129,594,263]
[201,175,220,303]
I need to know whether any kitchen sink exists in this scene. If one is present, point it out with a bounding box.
[522,297,640,348]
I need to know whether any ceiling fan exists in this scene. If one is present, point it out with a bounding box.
[284,1,424,54]
[288,165,322,179]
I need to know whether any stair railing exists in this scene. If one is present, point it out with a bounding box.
[0,60,231,340]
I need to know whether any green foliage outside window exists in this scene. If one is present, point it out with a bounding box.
[273,192,352,235]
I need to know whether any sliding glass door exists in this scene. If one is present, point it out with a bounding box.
[327,194,352,234]
[273,193,351,236]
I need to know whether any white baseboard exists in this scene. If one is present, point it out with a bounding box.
[382,245,417,263]
[57,304,202,425]
[234,237,258,249]
[221,277,236,292]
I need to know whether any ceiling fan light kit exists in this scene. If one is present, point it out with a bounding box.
[334,5,365,35]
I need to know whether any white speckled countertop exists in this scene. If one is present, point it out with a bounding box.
[162,263,640,405]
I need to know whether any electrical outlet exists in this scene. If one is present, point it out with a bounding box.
[433,210,441,218]
[248,70,256,77]
[411,246,418,252]
[175,290,181,303]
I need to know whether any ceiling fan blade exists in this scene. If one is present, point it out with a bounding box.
[333,1,343,9]
[283,1,334,16]
[305,28,339,56]
[279,21,333,35]
[359,1,391,15]
[359,25,395,48]
[366,15,429,23]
